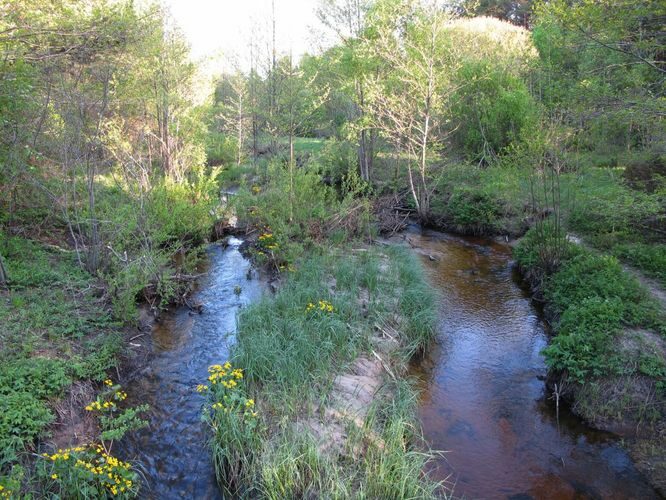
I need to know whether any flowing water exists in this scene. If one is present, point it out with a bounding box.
[406,228,658,499]
[118,238,263,499]
[117,229,658,499]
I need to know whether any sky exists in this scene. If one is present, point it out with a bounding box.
[160,0,326,72]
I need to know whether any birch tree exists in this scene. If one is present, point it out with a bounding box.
[367,0,460,221]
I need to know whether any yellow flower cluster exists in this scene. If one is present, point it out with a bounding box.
[207,363,243,389]
[42,446,86,461]
[205,362,259,420]
[196,384,208,393]
[84,382,126,410]
[257,232,279,251]
[85,400,116,411]
[306,300,335,313]
[43,445,134,497]
[0,485,11,498]
[251,185,261,194]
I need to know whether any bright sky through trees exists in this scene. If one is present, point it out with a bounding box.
[160,0,322,68]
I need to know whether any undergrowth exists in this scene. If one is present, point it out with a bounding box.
[515,225,666,423]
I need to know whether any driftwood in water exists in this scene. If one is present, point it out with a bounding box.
[374,195,411,235]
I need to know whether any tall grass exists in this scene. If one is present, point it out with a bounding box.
[205,245,445,497]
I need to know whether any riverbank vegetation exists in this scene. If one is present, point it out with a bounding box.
[202,243,441,497]
[2,0,665,495]
[0,0,220,495]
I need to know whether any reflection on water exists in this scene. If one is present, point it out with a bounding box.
[118,238,263,499]
[407,228,658,499]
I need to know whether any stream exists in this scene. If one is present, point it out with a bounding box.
[118,230,659,499]
[406,228,658,499]
[118,238,263,499]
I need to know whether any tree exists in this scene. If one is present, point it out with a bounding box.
[367,0,461,221]
[214,73,249,165]
[317,0,377,182]
[276,53,329,220]
[532,0,665,154]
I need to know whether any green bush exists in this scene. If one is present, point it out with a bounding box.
[95,170,218,321]
[0,392,54,465]
[445,186,502,234]
[0,358,70,399]
[233,160,342,265]
[545,252,653,326]
[513,221,580,272]
[145,176,217,246]
[542,297,624,382]
[452,61,538,161]
[206,131,238,166]
[315,139,357,189]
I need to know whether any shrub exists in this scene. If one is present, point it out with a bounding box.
[623,155,666,193]
[233,160,340,265]
[452,61,538,161]
[542,297,624,382]
[445,186,502,234]
[545,253,652,325]
[513,221,580,273]
[0,358,70,399]
[0,392,54,465]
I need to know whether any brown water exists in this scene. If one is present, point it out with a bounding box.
[406,228,659,500]
[118,238,263,499]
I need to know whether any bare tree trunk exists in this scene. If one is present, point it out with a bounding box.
[269,0,278,155]
[86,163,99,273]
[357,81,370,182]
[0,251,8,288]
[237,89,243,165]
[85,74,110,274]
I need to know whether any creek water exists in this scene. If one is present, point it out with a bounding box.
[118,238,263,499]
[406,228,658,499]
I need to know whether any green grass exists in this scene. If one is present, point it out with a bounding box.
[204,244,443,497]
[612,243,666,288]
[292,137,326,156]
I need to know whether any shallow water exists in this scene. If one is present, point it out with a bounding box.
[407,229,658,499]
[118,238,263,499]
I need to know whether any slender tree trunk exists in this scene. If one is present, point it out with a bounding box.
[237,90,243,165]
[356,81,370,182]
[85,75,110,274]
[0,251,8,288]
[269,0,278,155]
[86,163,99,273]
